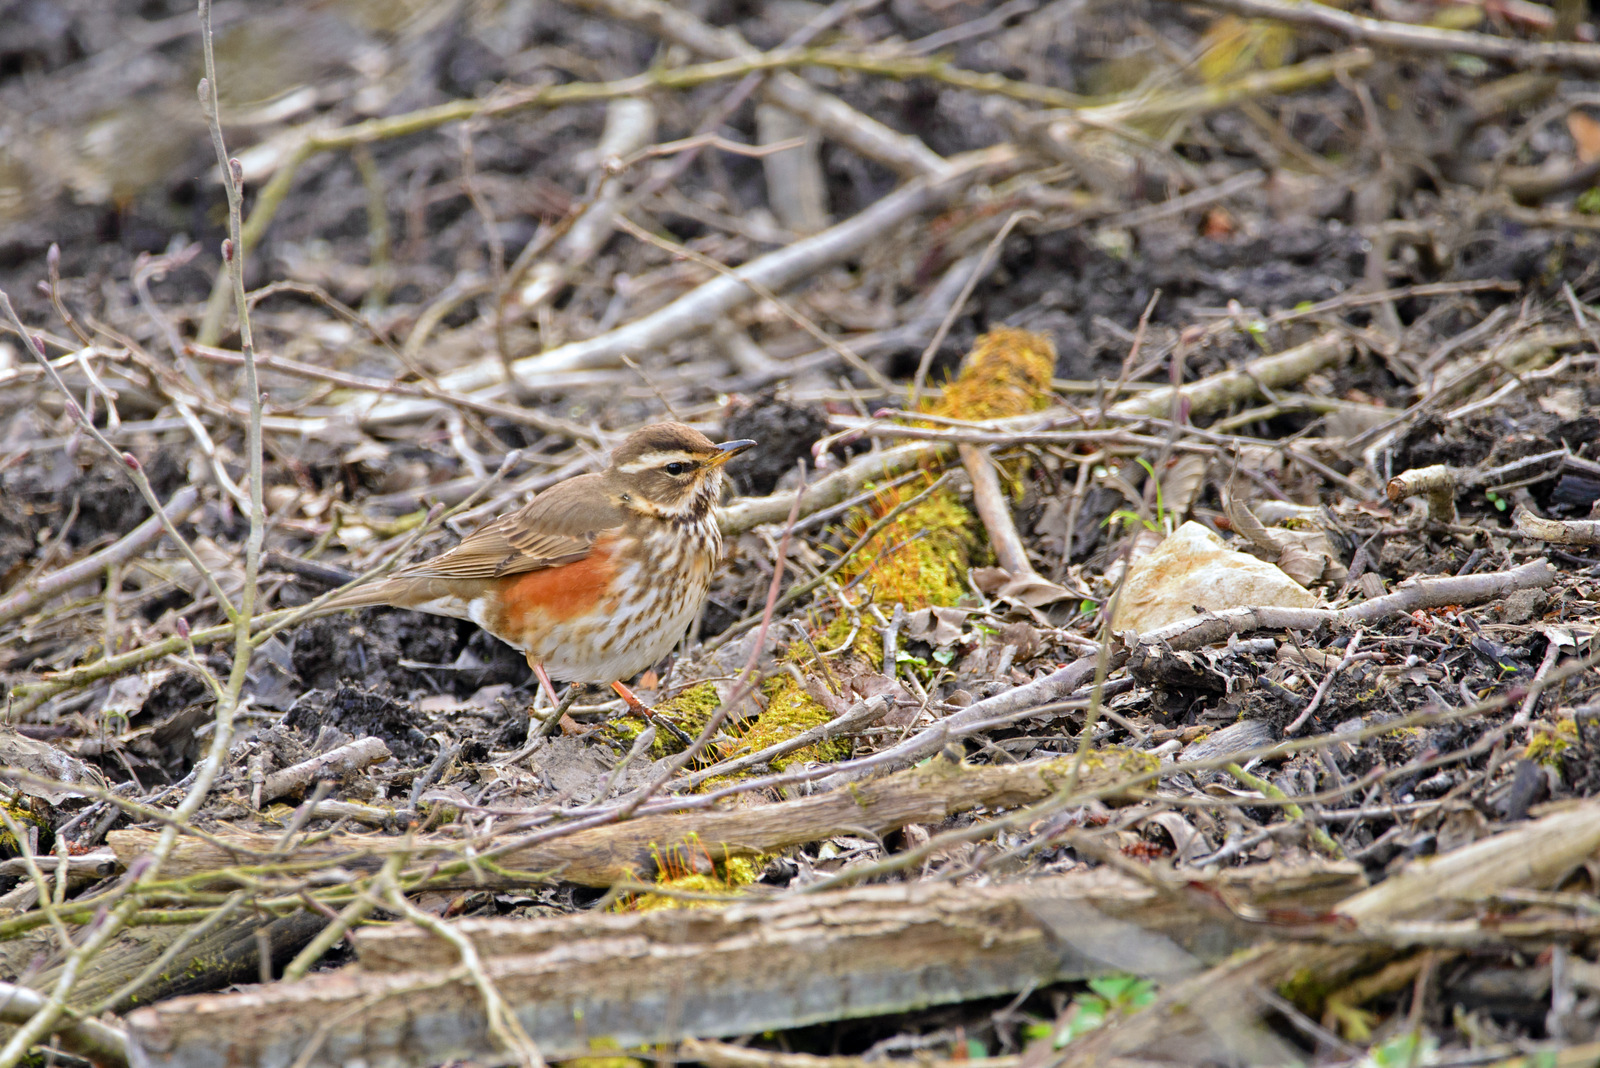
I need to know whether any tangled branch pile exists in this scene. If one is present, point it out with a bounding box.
[2,0,1600,1065]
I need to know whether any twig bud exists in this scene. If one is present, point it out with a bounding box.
[63,397,82,422]
[176,617,190,640]
[229,158,244,188]
[122,452,141,471]
[30,335,46,356]
[35,281,50,297]
[47,243,60,271]
[222,238,233,262]
[197,77,209,101]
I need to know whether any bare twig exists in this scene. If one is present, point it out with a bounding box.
[0,981,127,1068]
[1184,0,1600,73]
[0,487,198,627]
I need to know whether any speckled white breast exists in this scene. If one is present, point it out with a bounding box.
[524,515,721,683]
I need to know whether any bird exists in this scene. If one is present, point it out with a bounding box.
[322,422,756,715]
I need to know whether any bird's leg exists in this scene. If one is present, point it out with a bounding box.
[611,681,695,747]
[531,661,562,709]
[610,680,650,713]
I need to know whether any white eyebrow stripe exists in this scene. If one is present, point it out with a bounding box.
[616,450,698,474]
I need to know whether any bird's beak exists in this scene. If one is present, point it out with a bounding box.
[709,439,757,466]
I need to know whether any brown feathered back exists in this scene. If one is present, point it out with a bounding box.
[321,472,626,609]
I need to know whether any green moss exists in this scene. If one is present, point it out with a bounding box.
[838,488,979,612]
[820,612,882,666]
[560,1038,647,1068]
[1279,967,1333,1013]
[741,676,850,770]
[0,795,45,853]
[561,1056,645,1068]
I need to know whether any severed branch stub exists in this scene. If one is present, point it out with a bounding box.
[1386,464,1460,524]
[1387,449,1568,525]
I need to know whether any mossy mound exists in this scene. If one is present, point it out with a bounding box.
[836,481,979,616]
[800,327,1060,680]
[744,672,850,770]
[932,326,1056,420]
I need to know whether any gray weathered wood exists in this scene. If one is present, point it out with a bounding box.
[123,868,1292,1068]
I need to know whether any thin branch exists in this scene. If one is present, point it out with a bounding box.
[1185,0,1600,73]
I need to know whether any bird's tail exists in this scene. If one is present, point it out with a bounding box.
[318,581,400,611]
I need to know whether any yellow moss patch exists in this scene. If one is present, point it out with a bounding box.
[932,326,1056,420]
[837,482,978,612]
[560,1038,647,1068]
[826,328,1055,624]
[695,668,851,791]
[743,674,850,769]
[0,794,45,853]
[1525,718,1578,765]
[561,1055,646,1068]
[820,611,882,665]
[622,840,761,913]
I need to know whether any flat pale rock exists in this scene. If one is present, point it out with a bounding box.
[1110,522,1318,634]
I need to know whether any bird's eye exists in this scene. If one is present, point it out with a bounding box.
[664,461,690,476]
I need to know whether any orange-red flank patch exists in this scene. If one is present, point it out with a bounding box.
[496,536,618,630]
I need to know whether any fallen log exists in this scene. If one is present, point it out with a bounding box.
[122,864,1348,1067]
[1044,799,1600,1066]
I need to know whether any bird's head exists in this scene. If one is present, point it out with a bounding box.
[603,422,756,519]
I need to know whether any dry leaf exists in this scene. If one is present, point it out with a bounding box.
[1569,111,1600,163]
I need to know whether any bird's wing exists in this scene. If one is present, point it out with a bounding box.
[395,472,625,580]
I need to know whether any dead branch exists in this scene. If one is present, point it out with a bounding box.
[1107,331,1351,420]
[1515,507,1600,547]
[811,653,1116,792]
[0,908,326,1025]
[719,441,955,535]
[565,0,947,178]
[960,444,1070,607]
[1183,0,1600,74]
[347,148,1015,426]
[107,752,1146,890]
[1133,559,1558,647]
[669,695,889,791]
[1387,449,1567,524]
[258,738,393,805]
[0,982,126,1068]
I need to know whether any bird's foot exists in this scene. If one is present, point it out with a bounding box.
[610,681,695,747]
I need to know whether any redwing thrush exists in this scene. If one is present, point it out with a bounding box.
[322,422,756,711]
